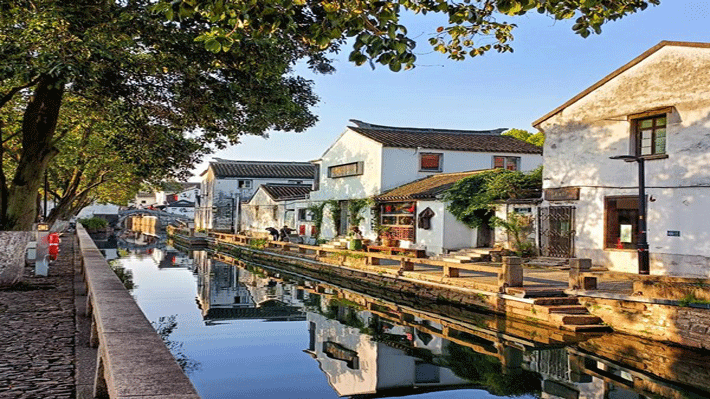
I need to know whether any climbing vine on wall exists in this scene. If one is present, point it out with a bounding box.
[325,199,341,235]
[307,202,326,240]
[443,167,542,228]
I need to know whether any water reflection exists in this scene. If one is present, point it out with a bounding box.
[112,240,710,399]
[193,251,306,323]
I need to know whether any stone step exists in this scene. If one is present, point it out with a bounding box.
[551,314,603,325]
[532,297,580,306]
[506,287,568,298]
[545,305,589,314]
[560,324,612,333]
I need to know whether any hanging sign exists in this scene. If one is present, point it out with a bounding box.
[544,187,580,201]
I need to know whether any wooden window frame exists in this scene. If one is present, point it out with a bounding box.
[492,156,521,171]
[419,153,443,172]
[629,108,671,159]
[327,161,364,178]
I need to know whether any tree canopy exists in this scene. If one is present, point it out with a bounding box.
[0,0,658,230]
[0,0,320,229]
[159,0,660,71]
[443,167,542,228]
[503,128,545,147]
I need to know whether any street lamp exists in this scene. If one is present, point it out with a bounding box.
[609,155,649,275]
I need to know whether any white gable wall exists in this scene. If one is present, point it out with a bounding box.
[309,129,384,201]
[539,45,710,276]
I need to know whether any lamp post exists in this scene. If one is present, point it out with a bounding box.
[609,155,649,275]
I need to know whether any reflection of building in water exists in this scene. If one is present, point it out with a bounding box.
[193,252,306,323]
[151,246,193,269]
[305,296,472,397]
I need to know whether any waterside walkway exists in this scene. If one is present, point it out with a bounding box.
[0,228,200,399]
[0,234,76,398]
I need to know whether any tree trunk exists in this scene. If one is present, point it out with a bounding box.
[3,75,64,231]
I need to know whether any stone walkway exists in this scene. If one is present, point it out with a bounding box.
[0,235,76,399]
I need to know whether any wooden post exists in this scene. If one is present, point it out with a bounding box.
[444,265,460,278]
[499,256,523,291]
[367,256,380,266]
[401,258,414,271]
[569,258,596,290]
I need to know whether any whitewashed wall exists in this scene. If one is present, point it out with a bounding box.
[381,148,542,192]
[539,45,710,276]
[309,129,384,201]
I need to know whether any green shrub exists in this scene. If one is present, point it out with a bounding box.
[79,217,108,230]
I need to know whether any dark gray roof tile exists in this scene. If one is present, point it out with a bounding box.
[210,160,315,179]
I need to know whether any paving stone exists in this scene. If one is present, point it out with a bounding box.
[0,236,76,398]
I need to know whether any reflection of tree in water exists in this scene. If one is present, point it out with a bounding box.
[152,315,201,374]
[444,343,541,397]
[109,260,136,291]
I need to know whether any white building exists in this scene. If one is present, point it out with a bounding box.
[306,301,470,397]
[533,41,710,276]
[301,120,543,246]
[240,183,312,237]
[195,159,315,231]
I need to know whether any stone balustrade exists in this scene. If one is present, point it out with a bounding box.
[76,225,199,398]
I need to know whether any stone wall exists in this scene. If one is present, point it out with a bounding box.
[0,231,31,287]
[579,296,710,349]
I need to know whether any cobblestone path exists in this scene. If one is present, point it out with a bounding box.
[0,235,76,398]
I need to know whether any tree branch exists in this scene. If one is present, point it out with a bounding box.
[0,76,40,110]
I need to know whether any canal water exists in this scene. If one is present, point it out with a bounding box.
[103,241,710,399]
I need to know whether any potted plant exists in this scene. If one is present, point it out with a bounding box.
[347,226,363,250]
[376,225,398,247]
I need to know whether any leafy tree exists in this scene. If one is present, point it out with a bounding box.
[503,128,545,147]
[163,0,660,70]
[0,0,320,230]
[443,167,541,228]
[0,0,657,230]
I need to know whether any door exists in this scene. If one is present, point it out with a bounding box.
[475,210,494,247]
[538,206,575,258]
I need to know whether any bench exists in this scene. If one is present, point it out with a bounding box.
[364,244,427,258]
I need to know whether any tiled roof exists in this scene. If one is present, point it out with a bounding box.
[261,184,312,201]
[348,120,541,154]
[209,159,315,179]
[376,170,491,201]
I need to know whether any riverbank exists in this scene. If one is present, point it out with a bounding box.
[171,229,710,350]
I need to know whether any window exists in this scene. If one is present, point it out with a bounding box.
[298,209,313,221]
[419,153,442,172]
[605,196,638,250]
[328,161,364,178]
[634,114,666,156]
[493,156,520,171]
[238,180,252,189]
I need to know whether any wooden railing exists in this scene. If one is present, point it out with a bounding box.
[77,225,199,398]
[208,231,524,293]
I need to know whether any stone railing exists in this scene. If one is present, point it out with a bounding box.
[76,225,199,398]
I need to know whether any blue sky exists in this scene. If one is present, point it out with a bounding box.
[191,1,710,179]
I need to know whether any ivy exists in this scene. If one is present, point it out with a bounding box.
[325,199,341,235]
[306,202,326,240]
[443,167,542,228]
